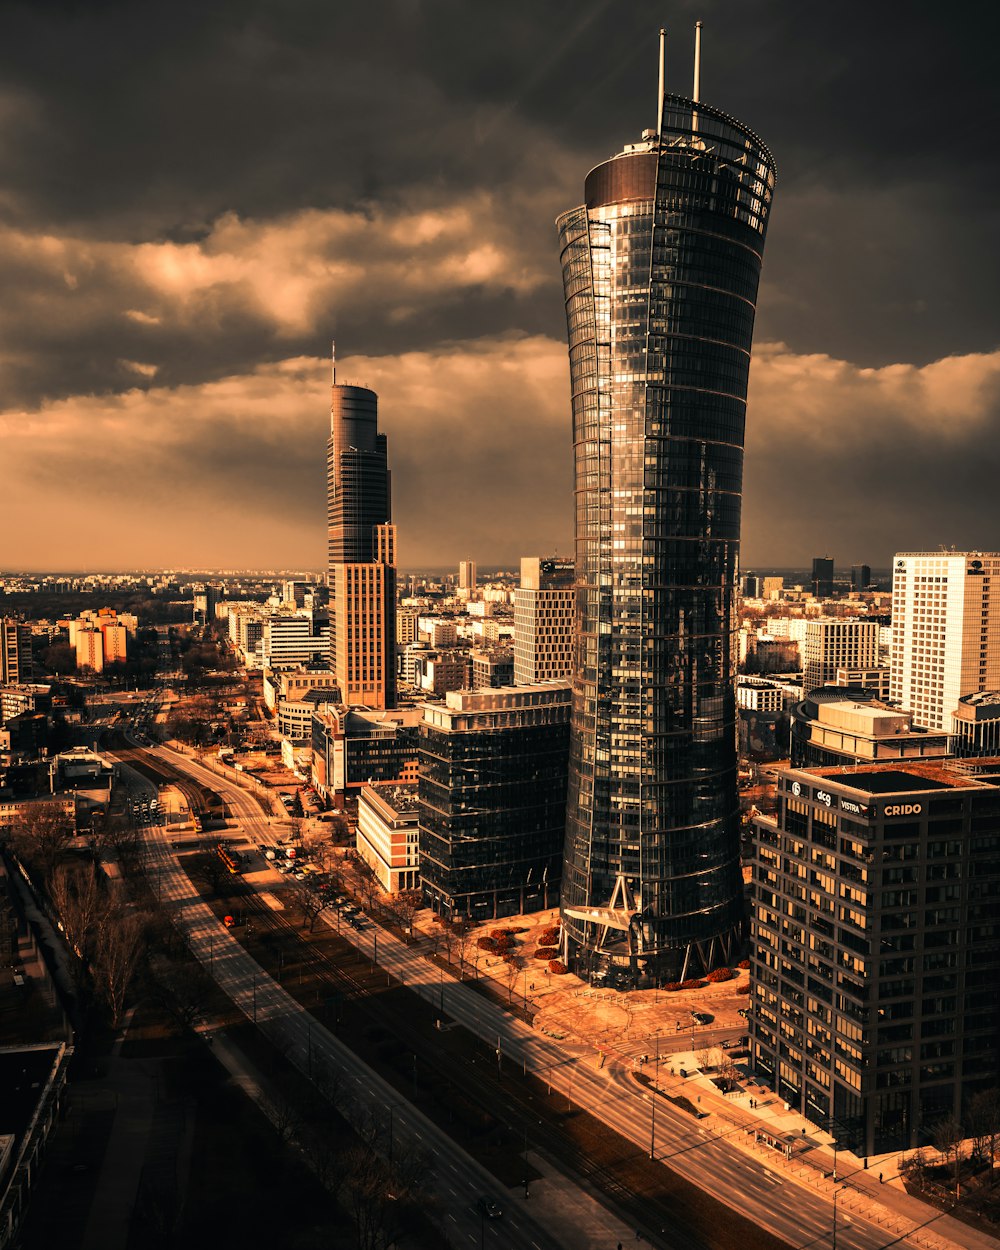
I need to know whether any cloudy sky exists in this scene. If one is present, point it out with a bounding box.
[2,0,998,572]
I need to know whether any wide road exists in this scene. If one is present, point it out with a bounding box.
[118,757,564,1250]
[136,742,978,1250]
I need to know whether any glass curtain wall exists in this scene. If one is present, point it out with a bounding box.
[558,94,776,984]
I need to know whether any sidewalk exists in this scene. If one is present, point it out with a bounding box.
[404,911,999,1250]
[639,1056,1000,1250]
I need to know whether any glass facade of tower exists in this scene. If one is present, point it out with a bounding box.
[327,385,390,566]
[327,383,396,707]
[557,94,776,984]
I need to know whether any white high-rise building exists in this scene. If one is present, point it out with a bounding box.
[513,556,574,685]
[890,551,1000,730]
[802,618,880,695]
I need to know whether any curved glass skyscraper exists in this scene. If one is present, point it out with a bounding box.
[557,83,776,985]
[327,376,396,709]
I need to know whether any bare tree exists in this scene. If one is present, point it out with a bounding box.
[933,1114,965,1194]
[342,1136,420,1250]
[326,811,350,844]
[189,849,229,897]
[901,1146,927,1188]
[92,805,144,879]
[439,918,458,968]
[49,864,105,961]
[92,907,147,1027]
[388,890,422,936]
[696,1047,718,1071]
[455,922,474,981]
[716,1052,740,1089]
[967,1089,1000,1166]
[10,802,75,886]
[152,958,216,1032]
[355,857,382,913]
[284,879,332,932]
[302,831,341,876]
[504,955,523,1005]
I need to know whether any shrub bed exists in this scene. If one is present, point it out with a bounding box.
[706,967,734,983]
[534,946,558,960]
[548,960,567,975]
[477,936,497,953]
[680,979,706,990]
[737,958,751,970]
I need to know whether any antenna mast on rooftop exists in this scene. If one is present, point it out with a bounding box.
[692,21,702,136]
[656,28,666,137]
[693,20,702,102]
[331,340,336,386]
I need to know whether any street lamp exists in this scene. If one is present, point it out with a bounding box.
[831,1184,848,1250]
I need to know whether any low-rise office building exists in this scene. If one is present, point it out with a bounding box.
[791,689,950,770]
[357,782,420,893]
[263,668,338,713]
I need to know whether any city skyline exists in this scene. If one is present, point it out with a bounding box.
[2,3,998,570]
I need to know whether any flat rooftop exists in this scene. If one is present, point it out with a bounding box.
[802,761,991,793]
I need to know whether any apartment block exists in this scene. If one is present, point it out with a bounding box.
[802,619,879,695]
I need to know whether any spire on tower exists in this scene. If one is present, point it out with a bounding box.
[656,28,666,137]
[693,20,703,103]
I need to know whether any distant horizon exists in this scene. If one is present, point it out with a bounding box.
[2,562,901,580]
[2,8,997,570]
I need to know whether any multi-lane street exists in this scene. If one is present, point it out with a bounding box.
[115,749,562,1250]
[118,732,982,1250]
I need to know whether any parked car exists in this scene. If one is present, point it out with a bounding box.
[690,1011,713,1026]
[478,1197,503,1220]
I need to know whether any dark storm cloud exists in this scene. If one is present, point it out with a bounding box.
[1,0,998,567]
